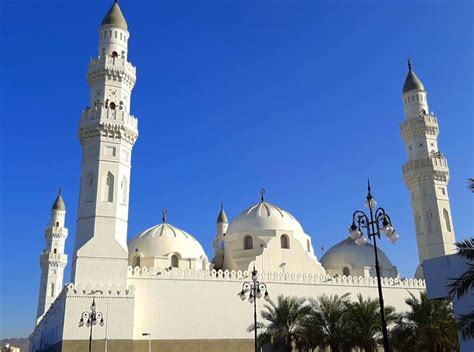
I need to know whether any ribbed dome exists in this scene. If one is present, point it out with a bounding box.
[403,68,424,93]
[52,192,66,211]
[128,222,206,259]
[321,237,397,278]
[227,202,304,235]
[101,1,128,31]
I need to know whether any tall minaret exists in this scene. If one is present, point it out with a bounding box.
[400,60,456,278]
[36,191,68,321]
[72,0,138,286]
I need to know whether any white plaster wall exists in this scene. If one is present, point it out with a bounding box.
[128,268,425,340]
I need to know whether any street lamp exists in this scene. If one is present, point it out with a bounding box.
[348,180,399,352]
[79,298,105,352]
[238,267,270,352]
[142,333,151,352]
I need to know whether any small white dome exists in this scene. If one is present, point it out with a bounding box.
[128,222,206,260]
[320,237,398,278]
[227,202,304,235]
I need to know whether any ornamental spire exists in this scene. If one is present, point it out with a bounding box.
[162,208,167,223]
[402,58,425,94]
[260,188,266,203]
[217,202,228,224]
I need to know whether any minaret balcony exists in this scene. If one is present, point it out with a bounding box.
[402,155,450,186]
[80,106,138,130]
[88,56,136,82]
[79,106,139,145]
[400,112,439,140]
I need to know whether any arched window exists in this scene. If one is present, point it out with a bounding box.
[109,102,116,110]
[343,267,351,276]
[201,258,207,270]
[307,239,311,252]
[55,221,59,227]
[53,248,57,254]
[244,235,253,250]
[132,255,141,268]
[50,283,55,297]
[280,234,290,249]
[101,171,114,202]
[171,254,179,268]
[443,209,451,232]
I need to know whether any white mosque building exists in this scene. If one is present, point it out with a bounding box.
[29,2,457,351]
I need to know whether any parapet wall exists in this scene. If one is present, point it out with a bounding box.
[127,266,426,289]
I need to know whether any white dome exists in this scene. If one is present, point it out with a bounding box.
[128,222,206,260]
[227,202,304,235]
[320,237,397,278]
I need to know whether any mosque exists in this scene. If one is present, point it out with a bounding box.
[29,1,457,351]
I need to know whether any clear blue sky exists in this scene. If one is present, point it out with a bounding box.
[0,0,472,338]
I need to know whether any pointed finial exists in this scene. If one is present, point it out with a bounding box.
[162,208,167,223]
[58,187,62,195]
[221,201,224,211]
[367,178,372,195]
[260,188,266,202]
[407,57,412,71]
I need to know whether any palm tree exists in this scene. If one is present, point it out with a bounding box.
[447,236,474,340]
[302,293,353,352]
[344,294,397,351]
[391,291,459,352]
[249,295,310,352]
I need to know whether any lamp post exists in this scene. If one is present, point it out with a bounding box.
[348,180,399,352]
[238,267,270,352]
[142,333,151,352]
[79,298,105,352]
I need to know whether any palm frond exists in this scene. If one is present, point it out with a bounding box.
[457,312,474,340]
[447,263,474,299]
[468,178,474,192]
[455,237,474,261]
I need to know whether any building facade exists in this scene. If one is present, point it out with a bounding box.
[29,2,458,351]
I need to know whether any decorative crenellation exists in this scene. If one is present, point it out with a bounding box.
[79,106,138,145]
[64,282,135,298]
[400,112,439,141]
[87,56,136,88]
[403,155,450,187]
[126,266,426,289]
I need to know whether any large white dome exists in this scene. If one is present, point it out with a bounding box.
[227,202,304,235]
[320,237,398,278]
[128,222,206,260]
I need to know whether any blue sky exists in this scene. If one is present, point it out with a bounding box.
[0,0,472,338]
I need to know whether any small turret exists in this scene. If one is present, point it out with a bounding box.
[50,189,66,228]
[213,202,228,251]
[98,0,129,59]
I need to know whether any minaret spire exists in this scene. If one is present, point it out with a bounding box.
[162,208,168,223]
[71,0,138,286]
[400,63,456,278]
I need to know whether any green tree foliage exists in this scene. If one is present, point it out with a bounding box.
[345,294,397,351]
[248,295,310,352]
[254,292,458,351]
[391,291,459,352]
